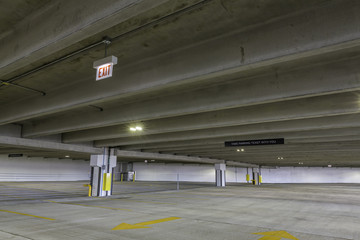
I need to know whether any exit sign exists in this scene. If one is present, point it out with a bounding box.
[96,63,113,80]
[93,55,118,81]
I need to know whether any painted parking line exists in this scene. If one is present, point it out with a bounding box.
[131,194,207,200]
[253,230,299,240]
[45,200,132,211]
[0,209,55,221]
[112,217,181,230]
[102,198,176,205]
[113,199,176,205]
[169,192,237,197]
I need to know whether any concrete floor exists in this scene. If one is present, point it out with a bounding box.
[0,181,359,240]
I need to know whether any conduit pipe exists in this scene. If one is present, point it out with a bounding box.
[0,0,212,93]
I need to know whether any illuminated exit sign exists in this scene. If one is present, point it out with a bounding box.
[93,55,118,81]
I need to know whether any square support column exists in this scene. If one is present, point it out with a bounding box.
[215,163,226,187]
[252,168,261,186]
[90,154,117,197]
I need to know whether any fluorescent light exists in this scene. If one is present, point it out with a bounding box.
[241,149,244,152]
[65,155,70,158]
[237,149,240,152]
[130,126,143,132]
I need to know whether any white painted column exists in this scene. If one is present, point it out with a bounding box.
[90,152,117,197]
[215,163,226,187]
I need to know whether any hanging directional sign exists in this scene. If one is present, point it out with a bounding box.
[225,138,284,147]
[93,55,118,81]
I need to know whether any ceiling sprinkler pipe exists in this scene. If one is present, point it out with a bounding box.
[0,0,212,88]
[0,79,46,95]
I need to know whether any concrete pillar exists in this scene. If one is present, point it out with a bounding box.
[114,164,121,181]
[90,148,117,197]
[252,168,261,186]
[215,163,226,187]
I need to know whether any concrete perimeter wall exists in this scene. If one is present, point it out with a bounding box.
[134,163,360,183]
[2,158,360,183]
[261,167,360,183]
[0,154,89,181]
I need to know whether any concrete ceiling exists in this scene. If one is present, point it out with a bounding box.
[1,0,360,167]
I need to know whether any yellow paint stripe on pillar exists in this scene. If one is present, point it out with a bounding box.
[0,209,55,221]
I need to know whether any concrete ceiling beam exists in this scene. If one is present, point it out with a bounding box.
[225,161,258,168]
[0,0,174,77]
[0,136,102,154]
[115,149,258,167]
[289,135,360,144]
[210,153,360,161]
[171,147,360,156]
[2,1,360,127]
[94,93,360,147]
[63,111,360,144]
[55,58,360,142]
[119,134,360,151]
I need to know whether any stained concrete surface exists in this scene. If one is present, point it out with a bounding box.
[0,181,359,240]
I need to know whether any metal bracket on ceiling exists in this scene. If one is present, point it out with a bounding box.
[102,37,112,57]
[0,79,46,96]
[102,37,112,45]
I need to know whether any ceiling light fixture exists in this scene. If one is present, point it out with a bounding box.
[65,155,70,158]
[129,126,143,132]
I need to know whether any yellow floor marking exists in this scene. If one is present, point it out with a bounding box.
[253,230,299,240]
[112,217,181,230]
[104,198,176,205]
[132,194,207,200]
[44,200,132,211]
[168,192,236,197]
[0,209,55,221]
